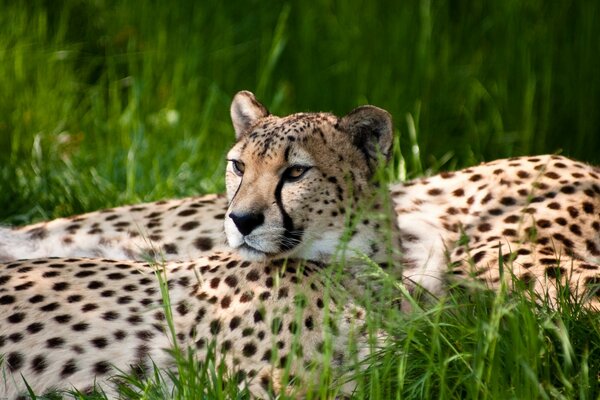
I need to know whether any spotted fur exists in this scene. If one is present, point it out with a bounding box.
[0,254,371,398]
[395,154,600,306]
[0,194,229,263]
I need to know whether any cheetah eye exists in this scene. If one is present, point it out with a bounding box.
[229,160,245,176]
[283,165,312,182]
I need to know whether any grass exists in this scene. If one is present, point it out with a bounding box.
[1,0,600,398]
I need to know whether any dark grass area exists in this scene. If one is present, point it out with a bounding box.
[1,1,599,223]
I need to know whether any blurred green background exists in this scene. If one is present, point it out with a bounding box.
[1,0,599,224]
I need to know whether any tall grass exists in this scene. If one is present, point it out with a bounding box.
[1,0,599,223]
[1,1,600,399]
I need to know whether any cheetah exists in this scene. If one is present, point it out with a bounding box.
[1,91,600,396]
[2,92,600,305]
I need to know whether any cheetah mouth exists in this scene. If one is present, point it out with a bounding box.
[237,243,271,260]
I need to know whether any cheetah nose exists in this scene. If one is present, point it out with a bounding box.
[229,212,265,236]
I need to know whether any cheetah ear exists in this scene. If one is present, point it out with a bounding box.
[339,105,393,172]
[230,91,270,139]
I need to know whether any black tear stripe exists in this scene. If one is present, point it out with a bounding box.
[274,178,303,251]
[229,176,243,208]
[283,145,291,162]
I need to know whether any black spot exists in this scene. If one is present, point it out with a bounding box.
[221,296,232,308]
[194,236,213,250]
[583,202,594,214]
[164,243,178,254]
[75,270,96,278]
[570,224,582,236]
[82,303,99,312]
[7,352,24,371]
[478,223,492,232]
[545,266,566,278]
[52,282,70,291]
[316,298,324,308]
[536,220,552,228]
[181,221,200,231]
[40,302,60,312]
[176,302,189,316]
[246,270,260,281]
[210,319,221,334]
[253,310,264,323]
[278,287,289,299]
[67,294,82,303]
[88,281,104,289]
[547,202,561,210]
[224,275,238,287]
[91,337,108,348]
[72,322,90,331]
[243,342,257,357]
[242,327,254,337]
[305,316,314,330]
[262,349,272,361]
[26,322,44,333]
[15,281,34,291]
[240,291,254,302]
[107,272,125,280]
[586,240,600,256]
[54,314,72,324]
[127,315,143,325]
[210,277,220,288]
[229,316,242,330]
[94,361,111,375]
[177,209,197,216]
[472,251,486,263]
[8,312,26,323]
[136,330,154,341]
[118,296,133,304]
[31,355,47,374]
[47,337,65,348]
[555,217,567,226]
[560,185,575,194]
[9,333,23,342]
[0,295,15,305]
[500,196,516,206]
[114,330,127,340]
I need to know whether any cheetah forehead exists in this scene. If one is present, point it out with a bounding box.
[228,112,346,163]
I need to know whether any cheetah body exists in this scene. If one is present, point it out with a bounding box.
[1,92,600,398]
[0,254,368,398]
[3,155,599,305]
[395,154,600,304]
[0,194,229,263]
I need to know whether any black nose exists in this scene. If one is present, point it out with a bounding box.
[229,212,264,236]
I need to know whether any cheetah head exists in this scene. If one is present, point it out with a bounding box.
[224,91,393,262]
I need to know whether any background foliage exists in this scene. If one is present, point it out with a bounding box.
[1,0,599,224]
